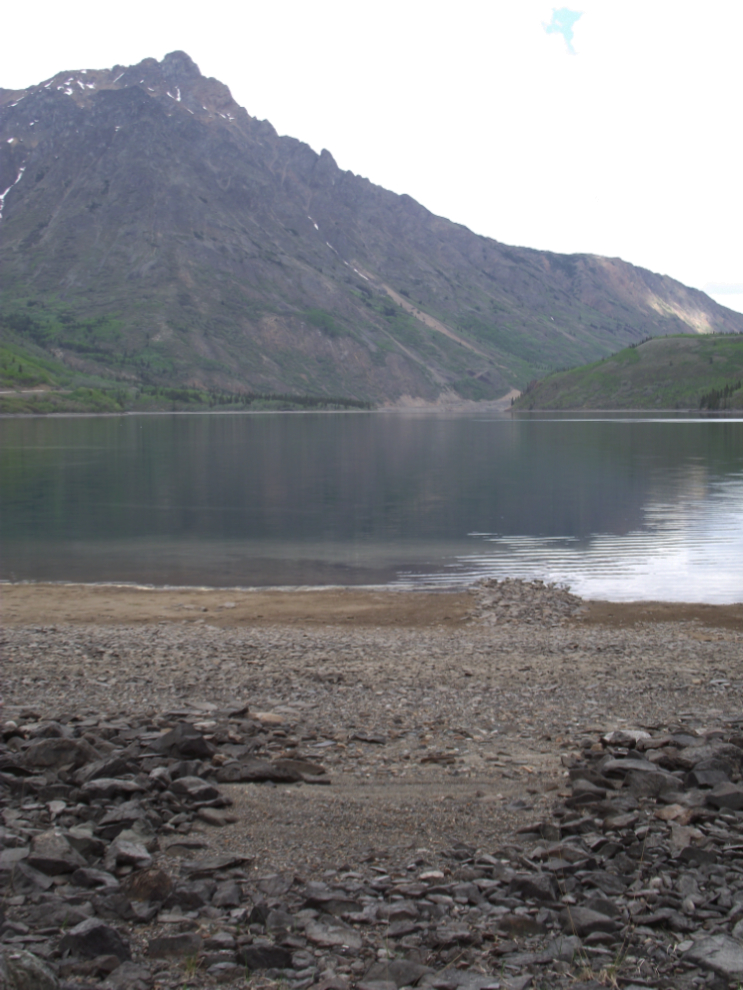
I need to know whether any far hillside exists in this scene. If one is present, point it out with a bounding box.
[514,334,743,410]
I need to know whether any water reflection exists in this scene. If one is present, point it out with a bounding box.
[1,412,741,602]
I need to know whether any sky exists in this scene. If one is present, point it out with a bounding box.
[4,0,743,314]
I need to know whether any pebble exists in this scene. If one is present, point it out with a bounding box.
[2,582,743,988]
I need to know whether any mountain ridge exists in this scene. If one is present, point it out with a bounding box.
[2,51,742,404]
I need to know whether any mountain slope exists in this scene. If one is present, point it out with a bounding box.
[2,51,742,404]
[513,334,743,410]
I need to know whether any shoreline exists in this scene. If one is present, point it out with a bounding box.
[3,581,742,630]
[3,581,743,987]
[3,401,743,419]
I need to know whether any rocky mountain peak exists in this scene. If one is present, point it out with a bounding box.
[161,50,202,81]
[1,54,742,404]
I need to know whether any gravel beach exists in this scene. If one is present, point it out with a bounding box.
[2,581,743,990]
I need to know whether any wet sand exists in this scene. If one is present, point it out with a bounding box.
[2,582,742,630]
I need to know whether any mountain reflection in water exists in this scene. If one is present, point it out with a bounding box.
[1,412,741,602]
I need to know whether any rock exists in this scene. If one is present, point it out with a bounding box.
[305,920,363,950]
[97,800,150,840]
[146,933,202,958]
[21,737,99,770]
[544,934,583,962]
[120,867,173,902]
[685,934,743,978]
[149,722,214,759]
[25,896,92,929]
[602,730,651,747]
[74,757,135,785]
[215,759,302,784]
[204,931,236,951]
[273,757,327,776]
[27,829,87,875]
[304,888,362,915]
[237,944,293,969]
[508,873,557,902]
[164,879,215,910]
[181,854,250,877]
[170,775,221,801]
[80,777,145,800]
[70,867,120,891]
[685,768,731,788]
[103,839,152,872]
[497,914,546,937]
[100,961,153,990]
[626,768,679,797]
[66,824,107,860]
[208,962,243,984]
[0,947,59,990]
[196,807,230,826]
[561,906,618,937]
[212,880,242,907]
[364,959,431,987]
[59,918,132,962]
[707,781,743,809]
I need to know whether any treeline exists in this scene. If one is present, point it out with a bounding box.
[132,386,372,410]
[699,380,742,410]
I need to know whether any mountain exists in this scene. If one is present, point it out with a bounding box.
[2,51,742,405]
[513,333,743,410]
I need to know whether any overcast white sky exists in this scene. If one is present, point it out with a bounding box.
[5,0,743,313]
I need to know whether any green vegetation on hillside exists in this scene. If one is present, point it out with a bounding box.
[513,334,743,410]
[0,324,373,415]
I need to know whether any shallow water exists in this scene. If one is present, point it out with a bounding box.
[1,410,741,602]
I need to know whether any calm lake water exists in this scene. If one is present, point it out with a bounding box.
[1,411,742,602]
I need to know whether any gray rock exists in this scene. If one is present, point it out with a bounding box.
[0,947,59,990]
[685,768,730,789]
[25,897,92,929]
[164,879,216,910]
[100,961,153,990]
[508,873,557,902]
[27,829,87,875]
[80,777,145,800]
[170,775,221,801]
[147,933,202,958]
[544,933,582,961]
[119,867,173,902]
[59,918,131,962]
[212,880,242,907]
[181,854,250,877]
[626,768,679,797]
[364,959,431,988]
[21,737,98,770]
[215,759,302,784]
[561,906,618,937]
[305,920,363,949]
[237,944,293,969]
[707,781,743,809]
[65,824,107,860]
[204,931,236,951]
[684,934,743,978]
[103,839,152,872]
[149,722,214,759]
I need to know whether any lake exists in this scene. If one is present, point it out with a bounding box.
[1,411,742,602]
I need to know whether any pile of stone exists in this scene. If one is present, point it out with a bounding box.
[0,708,329,988]
[5,709,743,989]
[468,578,585,627]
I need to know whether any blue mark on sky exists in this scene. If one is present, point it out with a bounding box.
[544,8,583,54]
